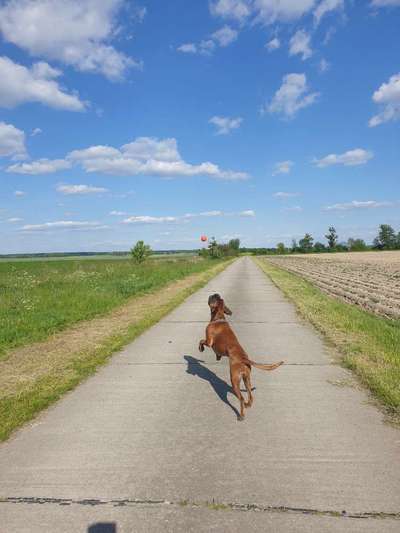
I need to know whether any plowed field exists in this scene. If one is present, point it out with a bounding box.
[267,251,400,319]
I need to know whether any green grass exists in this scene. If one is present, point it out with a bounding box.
[256,258,400,415]
[0,256,218,358]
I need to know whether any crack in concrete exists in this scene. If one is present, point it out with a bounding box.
[1,497,399,520]
[163,321,298,324]
[116,362,332,366]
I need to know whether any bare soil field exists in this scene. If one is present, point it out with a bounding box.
[267,251,400,319]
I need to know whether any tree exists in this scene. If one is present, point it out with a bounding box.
[130,240,152,263]
[335,242,348,252]
[298,233,314,253]
[228,238,240,251]
[208,237,222,258]
[325,226,338,250]
[313,241,326,253]
[276,242,286,255]
[347,238,367,251]
[374,224,397,249]
[291,239,298,253]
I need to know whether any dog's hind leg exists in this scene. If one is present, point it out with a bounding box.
[243,371,253,408]
[231,370,246,421]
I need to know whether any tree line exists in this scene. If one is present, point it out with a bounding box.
[269,224,400,255]
[129,224,400,263]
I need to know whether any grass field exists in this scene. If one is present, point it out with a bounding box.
[0,251,197,262]
[256,257,400,419]
[0,257,232,441]
[0,256,216,358]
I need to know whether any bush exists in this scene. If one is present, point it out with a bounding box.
[199,237,240,259]
[348,238,367,251]
[130,241,152,263]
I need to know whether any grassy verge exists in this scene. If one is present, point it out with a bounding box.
[0,256,219,357]
[0,259,233,441]
[255,258,400,417]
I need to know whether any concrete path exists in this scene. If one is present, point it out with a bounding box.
[1,257,399,532]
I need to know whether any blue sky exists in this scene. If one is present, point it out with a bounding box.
[0,0,399,253]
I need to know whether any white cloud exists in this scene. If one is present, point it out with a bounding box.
[319,58,330,72]
[221,233,242,241]
[313,148,373,167]
[110,210,128,216]
[7,158,71,174]
[369,73,400,127]
[210,0,252,22]
[178,25,237,55]
[211,25,238,46]
[239,209,255,216]
[283,205,303,211]
[266,73,319,118]
[14,190,25,197]
[0,0,139,80]
[68,137,248,179]
[134,5,147,22]
[272,160,293,175]
[20,220,107,231]
[123,215,180,224]
[209,115,243,135]
[0,122,27,159]
[314,0,344,26]
[0,56,86,111]
[273,191,301,198]
[123,209,255,224]
[121,137,181,161]
[198,39,216,55]
[211,0,319,25]
[6,136,248,180]
[323,26,336,44]
[7,217,23,223]
[67,145,121,161]
[323,200,395,211]
[56,184,109,195]
[198,210,224,217]
[31,127,42,137]
[289,30,312,60]
[252,0,317,24]
[265,37,280,51]
[177,43,197,54]
[371,0,400,7]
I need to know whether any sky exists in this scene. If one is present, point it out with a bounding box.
[0,0,399,254]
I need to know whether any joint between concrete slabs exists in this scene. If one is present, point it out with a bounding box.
[1,497,399,521]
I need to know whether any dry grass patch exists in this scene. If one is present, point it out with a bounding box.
[0,260,232,441]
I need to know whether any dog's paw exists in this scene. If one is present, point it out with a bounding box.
[198,341,205,352]
[237,415,245,422]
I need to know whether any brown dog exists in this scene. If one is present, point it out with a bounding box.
[199,294,283,420]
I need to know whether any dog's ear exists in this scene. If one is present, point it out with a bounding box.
[224,304,232,315]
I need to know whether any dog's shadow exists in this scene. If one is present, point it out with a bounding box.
[184,355,241,419]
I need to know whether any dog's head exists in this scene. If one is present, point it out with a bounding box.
[208,293,232,318]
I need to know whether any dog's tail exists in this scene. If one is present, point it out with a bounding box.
[248,360,284,371]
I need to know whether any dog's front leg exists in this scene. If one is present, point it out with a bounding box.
[198,339,207,352]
